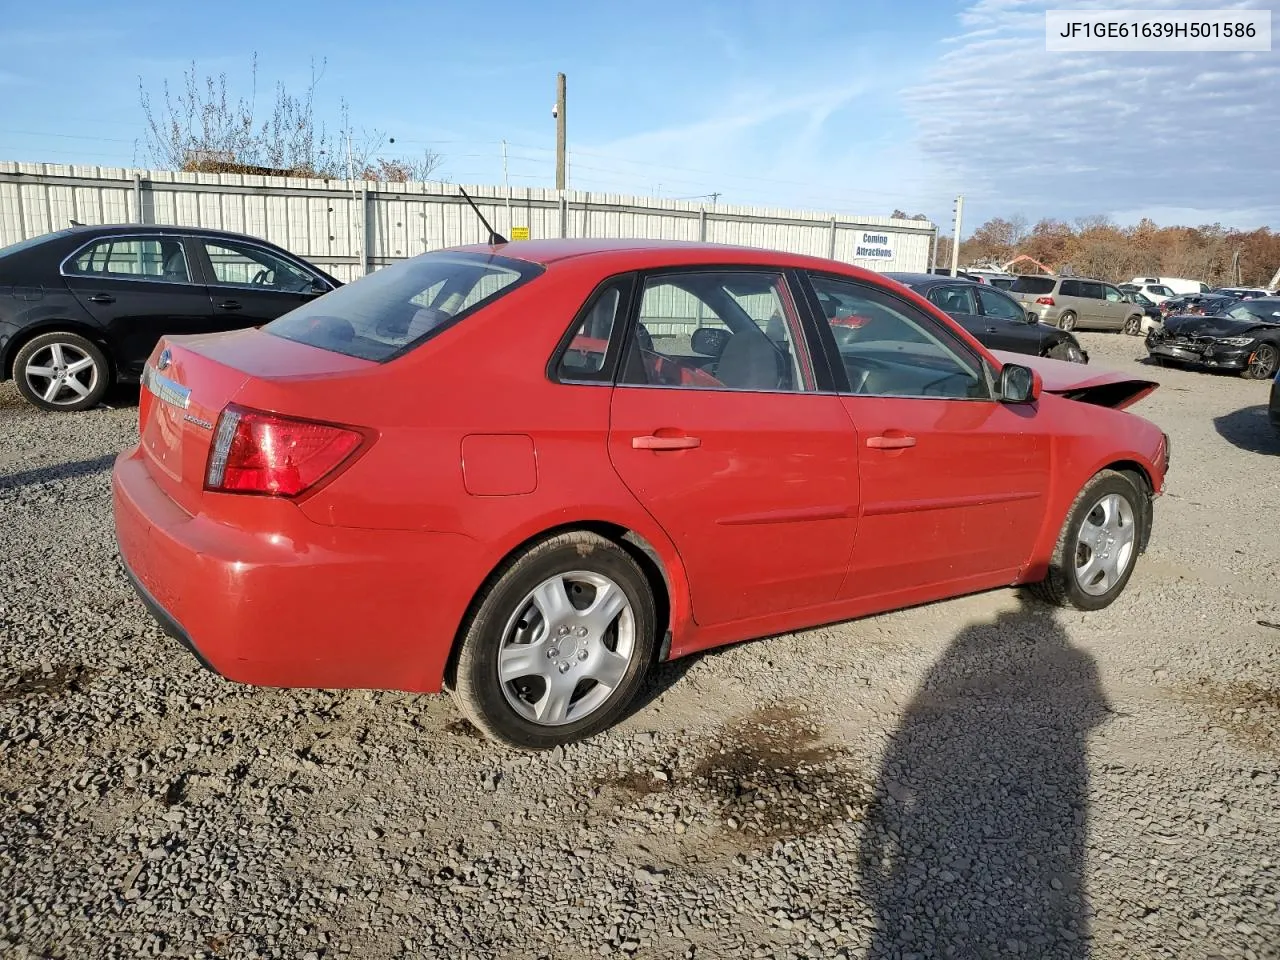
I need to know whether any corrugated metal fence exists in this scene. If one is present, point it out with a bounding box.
[0,162,936,283]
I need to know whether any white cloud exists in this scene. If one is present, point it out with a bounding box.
[902,0,1280,225]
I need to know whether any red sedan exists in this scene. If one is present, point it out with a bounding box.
[112,239,1169,749]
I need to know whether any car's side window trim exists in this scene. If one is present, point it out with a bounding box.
[59,234,198,287]
[197,236,327,292]
[546,272,638,386]
[797,270,996,401]
[611,264,826,396]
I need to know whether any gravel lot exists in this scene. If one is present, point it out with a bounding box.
[2,332,1278,960]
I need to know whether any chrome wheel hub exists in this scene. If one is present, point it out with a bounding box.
[498,571,635,726]
[24,342,99,406]
[1074,493,1136,596]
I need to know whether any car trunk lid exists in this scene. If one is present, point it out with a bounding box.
[138,328,374,515]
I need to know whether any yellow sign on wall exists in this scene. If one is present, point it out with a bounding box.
[510,226,530,241]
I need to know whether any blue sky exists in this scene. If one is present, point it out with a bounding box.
[2,0,1277,233]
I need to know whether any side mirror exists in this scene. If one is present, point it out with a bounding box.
[1025,310,1039,323]
[310,278,332,294]
[999,363,1041,404]
[690,326,730,357]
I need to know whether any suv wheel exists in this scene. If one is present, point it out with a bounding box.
[13,332,110,412]
[1123,314,1142,336]
[1057,311,1077,332]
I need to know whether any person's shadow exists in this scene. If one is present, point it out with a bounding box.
[860,598,1110,959]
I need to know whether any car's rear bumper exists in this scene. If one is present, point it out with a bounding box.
[112,447,480,693]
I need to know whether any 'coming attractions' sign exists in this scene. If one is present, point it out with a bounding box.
[854,231,895,260]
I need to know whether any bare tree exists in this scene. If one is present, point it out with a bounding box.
[139,56,442,182]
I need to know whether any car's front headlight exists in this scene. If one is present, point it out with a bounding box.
[1217,336,1256,346]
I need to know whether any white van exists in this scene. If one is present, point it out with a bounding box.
[1130,276,1211,296]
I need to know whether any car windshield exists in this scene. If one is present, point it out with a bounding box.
[1010,276,1055,294]
[265,251,543,362]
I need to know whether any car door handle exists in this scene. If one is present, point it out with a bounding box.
[985,325,998,333]
[632,435,701,451]
[86,294,115,304]
[866,434,917,450]
[216,300,242,310]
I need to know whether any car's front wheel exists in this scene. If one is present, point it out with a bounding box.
[12,331,110,412]
[1047,339,1086,363]
[1243,342,1279,381]
[1123,314,1142,336]
[1030,470,1145,611]
[451,531,657,749]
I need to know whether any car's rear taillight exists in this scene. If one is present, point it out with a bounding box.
[205,404,368,497]
[1036,296,1055,306]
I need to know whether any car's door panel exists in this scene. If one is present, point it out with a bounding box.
[192,238,330,328]
[605,269,860,627]
[975,286,1049,356]
[60,235,215,378]
[801,273,1051,598]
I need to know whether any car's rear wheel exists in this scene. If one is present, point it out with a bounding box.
[1123,314,1142,336]
[451,531,657,749]
[1057,311,1077,332]
[1243,342,1279,381]
[1030,470,1144,611]
[13,332,110,412]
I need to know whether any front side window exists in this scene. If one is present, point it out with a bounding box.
[977,286,1025,321]
[1104,284,1125,302]
[619,271,813,392]
[926,285,978,316]
[202,240,318,293]
[265,252,541,362]
[66,237,190,283]
[1151,285,1173,297]
[809,275,988,400]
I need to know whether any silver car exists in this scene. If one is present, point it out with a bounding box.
[1009,276,1147,333]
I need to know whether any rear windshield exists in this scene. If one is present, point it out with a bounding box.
[1010,276,1055,294]
[265,252,543,361]
[0,229,74,260]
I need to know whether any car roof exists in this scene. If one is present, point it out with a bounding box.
[452,237,891,278]
[881,271,971,288]
[57,223,295,244]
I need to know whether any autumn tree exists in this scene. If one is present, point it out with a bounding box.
[139,55,442,182]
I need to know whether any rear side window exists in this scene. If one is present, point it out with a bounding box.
[65,237,190,283]
[265,252,543,361]
[1010,276,1055,295]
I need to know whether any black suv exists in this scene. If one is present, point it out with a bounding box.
[0,225,339,411]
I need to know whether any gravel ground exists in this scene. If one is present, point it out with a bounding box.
[1,332,1278,960]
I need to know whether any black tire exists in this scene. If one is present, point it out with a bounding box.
[1046,339,1085,363]
[1057,311,1077,332]
[1123,314,1142,336]
[1242,342,1280,381]
[1030,470,1145,611]
[451,531,658,749]
[12,331,110,412]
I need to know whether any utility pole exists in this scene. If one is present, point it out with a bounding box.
[950,194,965,277]
[502,139,512,232]
[710,192,720,205]
[555,72,567,191]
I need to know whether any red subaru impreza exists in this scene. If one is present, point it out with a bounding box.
[113,239,1168,748]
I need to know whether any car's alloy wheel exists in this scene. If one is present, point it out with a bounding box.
[1123,314,1142,336]
[1058,312,1077,332]
[13,332,110,412]
[452,531,657,748]
[1048,340,1085,363]
[1243,343,1279,380]
[497,570,637,726]
[1073,493,1136,597]
[1030,470,1144,611]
